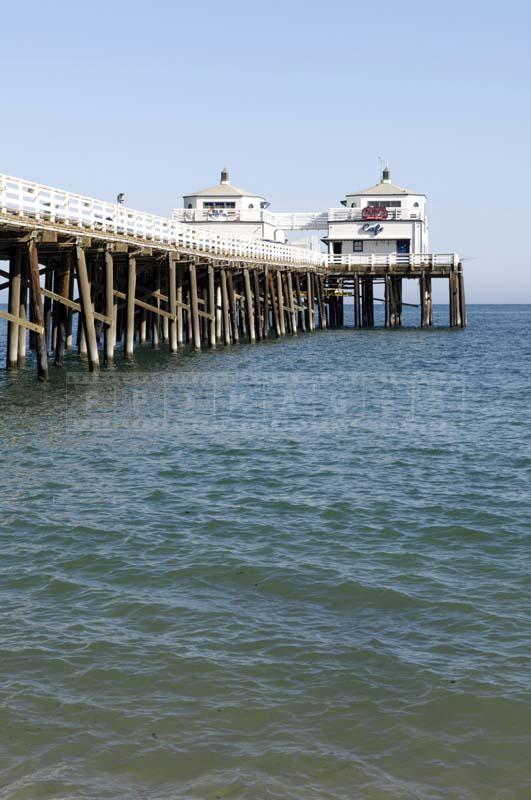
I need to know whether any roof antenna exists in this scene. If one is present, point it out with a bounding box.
[220,167,229,184]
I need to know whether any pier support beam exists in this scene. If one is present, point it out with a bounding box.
[306,271,314,331]
[269,272,281,337]
[385,276,401,328]
[54,250,72,367]
[420,274,433,328]
[189,262,201,351]
[253,269,262,340]
[6,248,21,369]
[208,264,216,347]
[220,269,231,345]
[243,268,256,343]
[276,271,286,336]
[104,249,115,363]
[227,271,239,343]
[286,272,297,335]
[76,246,99,370]
[168,255,178,353]
[124,254,136,360]
[294,273,306,333]
[458,271,467,328]
[262,268,270,339]
[27,240,48,381]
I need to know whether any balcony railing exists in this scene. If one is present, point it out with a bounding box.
[328,208,423,222]
[173,208,328,230]
[328,253,458,269]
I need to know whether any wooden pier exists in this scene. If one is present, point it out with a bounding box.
[0,174,466,381]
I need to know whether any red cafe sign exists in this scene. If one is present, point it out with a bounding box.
[362,206,388,221]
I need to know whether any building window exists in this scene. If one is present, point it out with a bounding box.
[332,242,342,255]
[414,202,419,207]
[187,203,192,209]
[248,204,254,209]
[367,200,401,208]
[203,201,236,209]
[353,241,363,252]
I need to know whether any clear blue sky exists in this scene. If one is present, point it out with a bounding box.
[1,0,529,302]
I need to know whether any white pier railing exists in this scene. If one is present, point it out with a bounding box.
[327,208,423,222]
[173,208,329,231]
[328,253,459,269]
[0,174,326,268]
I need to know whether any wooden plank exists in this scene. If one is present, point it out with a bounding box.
[42,288,112,325]
[0,309,44,335]
[113,289,175,320]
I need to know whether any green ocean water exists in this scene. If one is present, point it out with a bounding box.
[0,305,530,800]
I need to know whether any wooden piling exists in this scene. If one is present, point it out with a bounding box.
[276,271,286,336]
[54,250,72,367]
[76,246,100,370]
[286,271,297,335]
[306,271,314,331]
[27,239,48,381]
[262,267,270,339]
[208,264,216,347]
[294,273,306,332]
[124,254,136,360]
[6,248,21,369]
[104,249,115,363]
[220,268,231,345]
[168,255,178,353]
[269,272,281,337]
[176,265,184,346]
[189,262,201,351]
[243,268,256,343]
[458,270,467,328]
[227,271,239,343]
[253,269,262,340]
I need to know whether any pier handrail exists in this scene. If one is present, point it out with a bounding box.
[173,208,329,230]
[327,253,460,269]
[327,208,423,222]
[0,174,327,268]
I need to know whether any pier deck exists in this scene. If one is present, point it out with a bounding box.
[0,173,466,381]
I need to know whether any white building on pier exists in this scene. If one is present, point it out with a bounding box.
[325,166,428,257]
[173,166,433,262]
[174,168,286,243]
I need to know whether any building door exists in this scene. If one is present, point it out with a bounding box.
[397,239,410,254]
[332,241,343,255]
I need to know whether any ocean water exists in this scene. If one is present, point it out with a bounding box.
[0,305,530,800]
